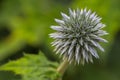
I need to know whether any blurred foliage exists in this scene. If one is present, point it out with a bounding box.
[0,0,70,61]
[0,0,120,80]
[0,52,59,80]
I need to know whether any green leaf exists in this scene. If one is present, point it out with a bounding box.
[0,52,59,80]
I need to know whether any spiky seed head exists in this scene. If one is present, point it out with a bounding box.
[50,8,108,65]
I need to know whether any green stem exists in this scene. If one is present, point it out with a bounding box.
[57,59,69,80]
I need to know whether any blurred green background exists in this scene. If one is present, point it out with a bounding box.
[0,0,120,80]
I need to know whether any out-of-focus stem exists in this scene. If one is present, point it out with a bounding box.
[56,59,69,80]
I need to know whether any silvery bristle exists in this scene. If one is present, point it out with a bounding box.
[50,8,108,65]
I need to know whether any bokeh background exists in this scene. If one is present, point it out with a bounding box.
[0,0,120,80]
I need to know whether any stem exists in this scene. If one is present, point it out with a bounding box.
[56,59,69,80]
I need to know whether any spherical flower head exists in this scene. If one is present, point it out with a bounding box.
[50,8,108,65]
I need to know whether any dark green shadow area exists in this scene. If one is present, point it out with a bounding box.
[107,30,120,76]
[0,71,21,80]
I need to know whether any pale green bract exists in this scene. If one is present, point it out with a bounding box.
[50,8,108,64]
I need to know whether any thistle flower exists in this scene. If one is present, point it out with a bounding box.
[50,8,108,64]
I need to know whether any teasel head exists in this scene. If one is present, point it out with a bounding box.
[50,8,108,65]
